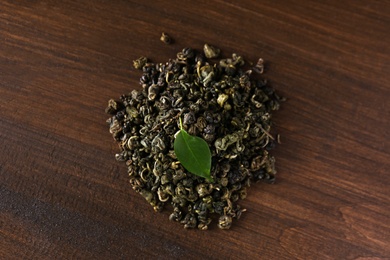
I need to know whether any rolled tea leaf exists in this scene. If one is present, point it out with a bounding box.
[174,129,212,182]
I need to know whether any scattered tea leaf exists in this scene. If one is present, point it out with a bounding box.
[106,44,283,230]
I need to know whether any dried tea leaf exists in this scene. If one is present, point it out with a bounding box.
[106,44,283,230]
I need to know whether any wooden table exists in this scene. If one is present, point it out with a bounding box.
[1,1,389,259]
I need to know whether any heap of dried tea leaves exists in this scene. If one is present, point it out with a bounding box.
[105,44,284,230]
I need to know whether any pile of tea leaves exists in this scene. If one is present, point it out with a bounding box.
[106,44,284,230]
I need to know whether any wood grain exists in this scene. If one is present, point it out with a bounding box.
[1,1,389,259]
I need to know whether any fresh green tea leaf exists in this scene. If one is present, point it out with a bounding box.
[174,128,212,182]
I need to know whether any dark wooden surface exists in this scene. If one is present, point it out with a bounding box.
[1,1,389,259]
